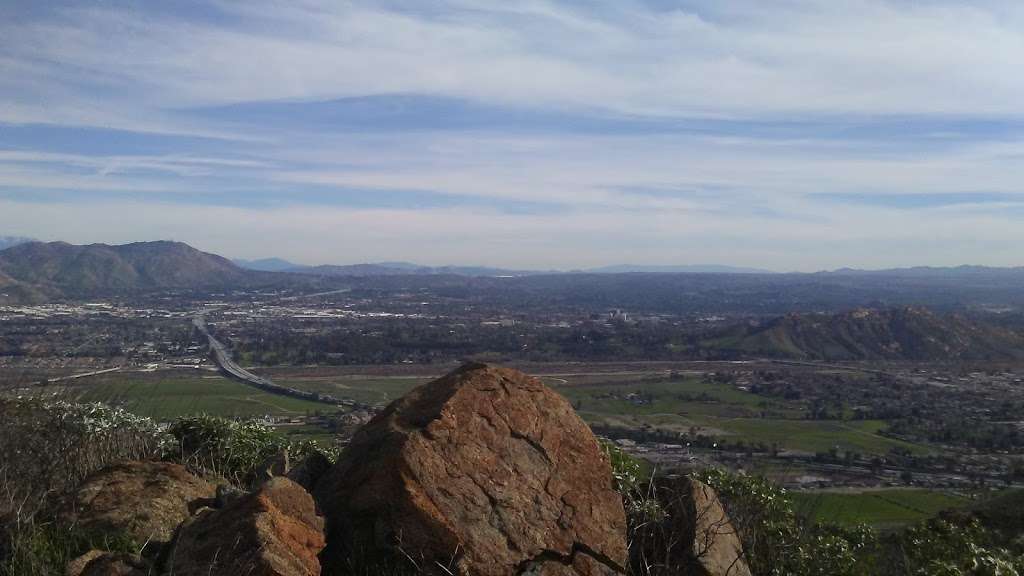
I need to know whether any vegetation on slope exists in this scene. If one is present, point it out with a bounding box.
[709,306,1024,361]
[0,241,251,298]
[3,399,1024,575]
[0,398,337,575]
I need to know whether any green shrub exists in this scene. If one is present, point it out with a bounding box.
[165,415,338,487]
[693,469,878,576]
[892,518,1024,576]
[601,441,665,525]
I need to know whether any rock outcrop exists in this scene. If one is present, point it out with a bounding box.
[166,477,325,576]
[672,478,751,576]
[314,363,628,576]
[62,461,216,546]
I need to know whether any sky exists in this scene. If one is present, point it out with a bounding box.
[2,0,1024,271]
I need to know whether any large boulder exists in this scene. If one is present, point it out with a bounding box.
[62,461,215,546]
[672,478,751,576]
[166,477,325,576]
[314,363,628,576]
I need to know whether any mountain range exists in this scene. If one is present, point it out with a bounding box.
[4,239,1024,311]
[232,258,773,276]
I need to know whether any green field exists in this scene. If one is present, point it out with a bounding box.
[549,374,927,456]
[791,489,972,529]
[38,365,932,456]
[269,374,428,405]
[68,371,337,419]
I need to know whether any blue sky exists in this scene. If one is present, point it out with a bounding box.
[2,0,1024,271]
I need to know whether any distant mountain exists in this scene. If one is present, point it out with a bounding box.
[267,260,772,277]
[0,236,35,252]
[301,263,536,277]
[824,265,1024,278]
[0,241,251,300]
[707,307,1024,361]
[233,257,303,272]
[587,264,773,274]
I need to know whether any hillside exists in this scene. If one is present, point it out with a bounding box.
[0,241,252,299]
[709,307,1024,361]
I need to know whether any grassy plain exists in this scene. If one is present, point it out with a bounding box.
[23,364,930,456]
[791,489,973,529]
[548,372,928,456]
[65,370,335,419]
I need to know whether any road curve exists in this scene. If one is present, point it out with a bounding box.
[192,315,370,410]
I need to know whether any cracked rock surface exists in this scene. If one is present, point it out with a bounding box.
[314,363,628,576]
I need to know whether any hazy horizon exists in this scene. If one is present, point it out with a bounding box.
[3,1,1024,272]
[11,236,1024,275]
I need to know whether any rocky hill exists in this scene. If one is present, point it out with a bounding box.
[0,241,253,301]
[709,306,1024,361]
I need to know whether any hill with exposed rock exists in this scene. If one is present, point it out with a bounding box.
[708,306,1024,361]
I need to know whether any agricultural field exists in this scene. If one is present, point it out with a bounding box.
[544,371,929,456]
[791,489,974,529]
[58,369,339,419]
[262,366,430,405]
[6,363,934,457]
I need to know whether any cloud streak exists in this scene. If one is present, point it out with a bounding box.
[1,0,1024,269]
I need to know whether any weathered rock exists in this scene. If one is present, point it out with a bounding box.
[67,551,148,576]
[672,478,751,576]
[286,451,333,492]
[314,363,628,576]
[62,461,216,546]
[166,477,325,576]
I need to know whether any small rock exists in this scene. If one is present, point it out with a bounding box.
[62,461,216,546]
[68,552,148,576]
[66,550,105,576]
[672,477,751,576]
[167,477,325,576]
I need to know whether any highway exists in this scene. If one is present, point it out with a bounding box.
[192,316,275,387]
[192,315,370,409]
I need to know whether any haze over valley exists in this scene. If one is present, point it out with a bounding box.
[6,2,1024,575]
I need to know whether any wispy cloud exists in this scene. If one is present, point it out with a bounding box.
[2,0,1024,268]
